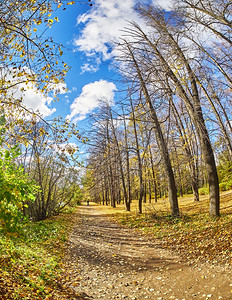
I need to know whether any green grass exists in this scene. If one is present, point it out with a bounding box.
[0,212,74,299]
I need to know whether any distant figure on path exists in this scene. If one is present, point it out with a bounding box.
[87,200,89,206]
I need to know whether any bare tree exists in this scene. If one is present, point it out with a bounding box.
[128,6,219,216]
[118,42,179,216]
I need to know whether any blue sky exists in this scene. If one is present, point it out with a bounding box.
[20,0,173,133]
[43,1,122,125]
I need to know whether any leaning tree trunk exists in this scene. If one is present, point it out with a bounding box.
[122,106,132,211]
[109,107,130,211]
[129,96,144,214]
[169,94,200,202]
[133,22,219,216]
[127,45,179,217]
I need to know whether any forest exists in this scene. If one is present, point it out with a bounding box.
[0,0,232,299]
[85,1,232,218]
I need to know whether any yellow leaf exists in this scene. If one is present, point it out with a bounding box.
[67,1,75,4]
[33,28,37,32]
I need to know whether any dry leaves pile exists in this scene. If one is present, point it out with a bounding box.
[117,192,232,267]
[0,212,82,300]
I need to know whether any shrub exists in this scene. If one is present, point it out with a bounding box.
[198,187,209,195]
[219,182,227,192]
[0,145,38,233]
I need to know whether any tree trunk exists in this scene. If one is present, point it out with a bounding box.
[127,45,179,217]
[130,96,144,214]
[133,22,219,215]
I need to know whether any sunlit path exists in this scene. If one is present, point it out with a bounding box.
[63,204,232,300]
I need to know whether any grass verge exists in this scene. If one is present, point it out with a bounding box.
[118,211,232,266]
[0,209,79,300]
[92,191,232,267]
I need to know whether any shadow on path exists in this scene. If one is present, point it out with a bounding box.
[63,205,232,300]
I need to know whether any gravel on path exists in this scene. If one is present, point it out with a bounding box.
[63,205,232,300]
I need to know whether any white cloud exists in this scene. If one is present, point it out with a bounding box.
[74,0,142,61]
[81,63,99,74]
[5,82,57,118]
[1,68,68,118]
[67,80,117,121]
[21,87,56,117]
[74,0,178,61]
[152,0,174,10]
[74,0,221,73]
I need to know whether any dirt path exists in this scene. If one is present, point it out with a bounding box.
[64,205,232,300]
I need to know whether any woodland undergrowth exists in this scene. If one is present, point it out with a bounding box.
[112,192,232,267]
[0,208,80,300]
